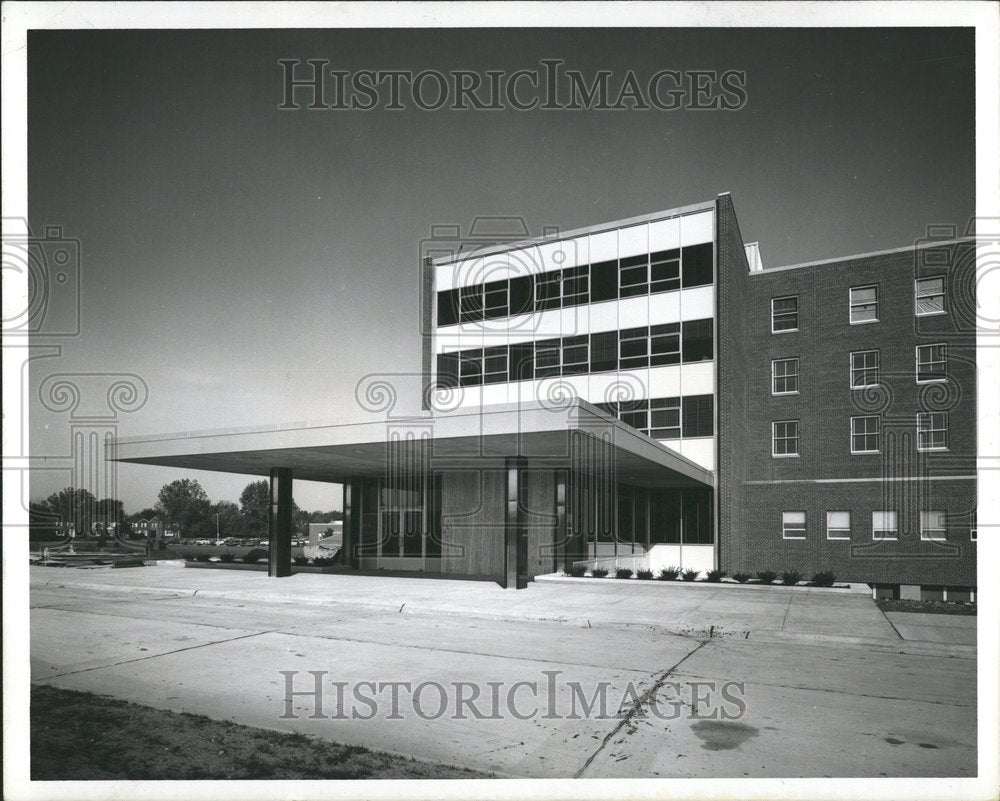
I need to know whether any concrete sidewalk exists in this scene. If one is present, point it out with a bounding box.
[29,565,975,656]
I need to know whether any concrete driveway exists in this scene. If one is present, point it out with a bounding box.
[29,567,976,778]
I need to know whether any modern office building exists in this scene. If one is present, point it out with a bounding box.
[111,193,977,597]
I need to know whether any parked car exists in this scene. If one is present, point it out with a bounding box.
[258,540,270,547]
[223,538,240,546]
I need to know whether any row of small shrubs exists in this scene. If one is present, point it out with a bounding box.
[565,564,837,586]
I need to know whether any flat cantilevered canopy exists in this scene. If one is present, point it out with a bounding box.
[108,399,714,489]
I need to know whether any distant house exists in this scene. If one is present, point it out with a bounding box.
[132,518,180,539]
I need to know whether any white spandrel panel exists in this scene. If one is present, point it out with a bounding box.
[565,235,590,269]
[531,306,563,338]
[433,330,463,355]
[648,365,682,398]
[586,372,622,408]
[679,285,715,321]
[648,289,681,326]
[478,250,514,283]
[434,262,459,291]
[680,210,715,247]
[618,223,648,259]
[589,229,618,262]
[535,376,582,408]
[480,383,508,408]
[589,299,618,333]
[613,368,651,403]
[618,295,649,328]
[679,438,715,471]
[648,216,681,252]
[508,244,544,279]
[450,254,487,289]
[535,239,566,275]
[555,374,588,404]
[561,303,590,339]
[680,361,715,397]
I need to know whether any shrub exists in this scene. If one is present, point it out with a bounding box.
[811,570,836,587]
[564,564,587,578]
[293,555,310,566]
[312,557,336,567]
[732,572,751,584]
[157,540,168,551]
[756,570,778,585]
[636,569,654,580]
[705,569,727,583]
[658,566,680,581]
[194,553,211,563]
[218,552,236,563]
[182,552,196,562]
[591,567,609,578]
[682,568,699,581]
[615,568,634,579]
[781,570,803,586]
[243,548,268,564]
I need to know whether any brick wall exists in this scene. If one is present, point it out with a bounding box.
[738,241,977,584]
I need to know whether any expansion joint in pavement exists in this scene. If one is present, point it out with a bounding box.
[37,629,278,681]
[573,639,709,778]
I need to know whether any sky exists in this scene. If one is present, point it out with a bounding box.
[26,26,975,512]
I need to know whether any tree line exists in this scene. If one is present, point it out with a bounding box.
[28,479,342,542]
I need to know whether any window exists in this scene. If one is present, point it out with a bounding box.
[649,397,681,439]
[851,416,880,453]
[682,395,714,438]
[681,318,713,362]
[562,265,589,307]
[650,249,680,293]
[772,358,799,394]
[917,412,948,451]
[619,399,648,432]
[589,260,619,303]
[509,342,533,382]
[850,350,879,389]
[650,323,681,366]
[771,296,798,332]
[920,510,946,541]
[872,511,898,540]
[482,346,508,384]
[782,511,806,539]
[437,288,460,327]
[589,331,618,373]
[534,338,561,377]
[458,350,483,386]
[971,510,977,542]
[620,327,649,369]
[535,272,561,310]
[436,352,459,389]
[618,255,648,298]
[916,343,947,382]
[915,277,945,316]
[772,420,799,457]
[681,242,713,288]
[508,275,534,316]
[849,285,878,324]
[483,281,508,320]
[561,335,589,375]
[459,285,484,322]
[826,511,851,540]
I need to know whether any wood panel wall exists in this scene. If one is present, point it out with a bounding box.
[439,470,505,578]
